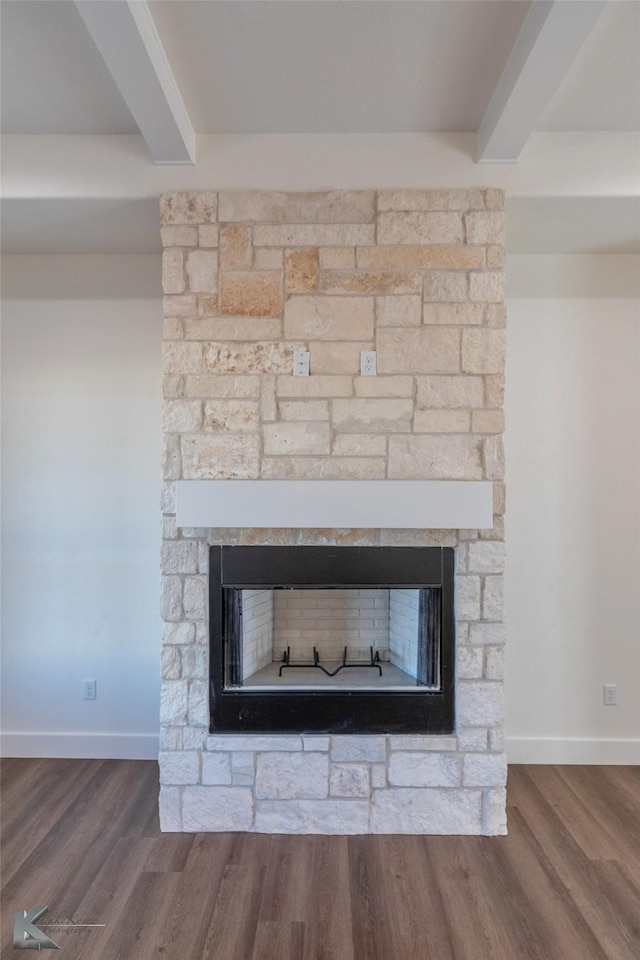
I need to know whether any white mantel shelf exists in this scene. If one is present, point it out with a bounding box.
[175,480,493,530]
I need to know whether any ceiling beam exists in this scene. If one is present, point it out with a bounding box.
[75,0,195,164]
[477,0,606,163]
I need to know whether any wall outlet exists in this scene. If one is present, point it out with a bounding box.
[360,350,377,376]
[83,679,96,701]
[603,683,617,705]
[293,350,310,377]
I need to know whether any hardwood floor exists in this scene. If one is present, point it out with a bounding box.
[1,760,638,959]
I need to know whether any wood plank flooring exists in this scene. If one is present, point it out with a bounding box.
[1,760,638,959]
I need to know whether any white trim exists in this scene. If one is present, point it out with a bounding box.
[176,480,494,530]
[506,737,640,766]
[1,733,159,761]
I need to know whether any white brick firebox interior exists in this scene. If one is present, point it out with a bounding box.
[159,190,507,835]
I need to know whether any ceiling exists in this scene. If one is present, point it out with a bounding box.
[1,0,639,256]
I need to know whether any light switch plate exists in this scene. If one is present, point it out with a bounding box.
[293,350,310,377]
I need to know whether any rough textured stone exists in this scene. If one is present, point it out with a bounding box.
[388,753,461,787]
[377,189,483,212]
[485,374,505,410]
[279,400,330,421]
[370,788,482,834]
[232,753,255,786]
[319,247,356,269]
[181,434,260,479]
[330,764,370,798]
[262,457,385,480]
[375,295,422,327]
[358,245,484,270]
[163,400,202,433]
[320,271,422,295]
[462,329,506,374]
[198,224,219,247]
[388,435,482,480]
[187,681,208,726]
[160,751,200,785]
[255,752,329,799]
[162,249,185,294]
[183,578,207,620]
[202,753,232,785]
[303,736,330,751]
[160,681,188,725]
[332,398,413,434]
[163,622,195,645]
[254,223,375,247]
[354,376,414,398]
[483,436,505,480]
[219,191,375,224]
[276,375,353,398]
[285,296,374,340]
[485,646,505,680]
[458,646,484,680]
[388,736,458,752]
[160,191,217,225]
[424,271,468,302]
[332,434,387,456]
[161,541,199,575]
[184,375,260,399]
[182,787,253,831]
[285,248,318,293]
[465,212,506,245]
[484,787,508,835]
[220,225,252,269]
[260,376,277,421]
[331,736,387,763]
[457,727,489,752]
[161,646,181,680]
[413,410,470,433]
[469,622,506,646]
[263,421,330,455]
[308,341,372,374]
[207,735,302,752]
[203,400,260,433]
[472,410,505,434]
[378,212,463,245]
[469,271,505,303]
[205,342,303,375]
[219,271,282,316]
[163,341,202,374]
[254,799,370,834]
[458,681,504,728]
[464,753,507,787]
[377,328,460,374]
[163,435,181,480]
[483,576,504,621]
[186,251,217,293]
[161,576,183,622]
[467,541,506,574]
[158,786,182,831]
[161,225,198,247]
[423,303,485,325]
[456,576,481,620]
[164,295,197,319]
[185,317,281,341]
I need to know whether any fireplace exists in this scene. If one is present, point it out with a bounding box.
[210,545,455,734]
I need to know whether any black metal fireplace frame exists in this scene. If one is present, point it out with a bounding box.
[209,545,455,735]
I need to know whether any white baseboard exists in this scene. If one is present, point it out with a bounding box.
[0,732,159,760]
[506,737,640,765]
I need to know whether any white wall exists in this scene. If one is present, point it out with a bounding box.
[505,255,640,763]
[1,255,163,758]
[2,252,639,763]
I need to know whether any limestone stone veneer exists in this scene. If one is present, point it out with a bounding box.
[159,189,507,835]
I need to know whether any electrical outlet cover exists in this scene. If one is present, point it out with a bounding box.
[360,350,377,376]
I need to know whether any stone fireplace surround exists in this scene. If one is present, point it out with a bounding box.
[159,189,507,835]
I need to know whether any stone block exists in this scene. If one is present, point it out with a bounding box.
[370,788,482,834]
[185,317,282,341]
[276,375,353,398]
[161,646,181,680]
[254,223,375,247]
[161,540,199,575]
[331,736,386,763]
[375,295,422,327]
[388,736,458,752]
[388,435,483,480]
[285,248,318,293]
[164,295,196,319]
[330,764,370,798]
[423,303,485,325]
[319,247,356,269]
[163,400,202,433]
[219,271,283,317]
[160,191,218,224]
[202,753,232,785]
[163,621,195,645]
[472,410,505,434]
[424,272,468,302]
[160,681,188,725]
[457,728,488,752]
[163,375,185,399]
[458,681,504,728]
[484,787,508,836]
[377,327,460,374]
[159,786,182,831]
[484,189,505,210]
[163,435,181,481]
[285,295,374,340]
[183,577,208,620]
[469,622,506,646]
[180,644,207,679]
[485,375,505,410]
[463,753,507,788]
[263,421,331,455]
[186,251,218,293]
[332,434,387,456]
[415,375,484,410]
[198,224,219,247]
[255,752,329,799]
[469,271,505,303]
[458,646,483,679]
[377,212,463,245]
[254,800,370,834]
[320,271,422,295]
[182,787,253,832]
[163,341,202,374]
[279,400,330,421]
[206,735,302,752]
[354,376,414,398]
[483,437,505,480]
[487,245,505,269]
[332,398,413,434]
[187,681,208,726]
[160,726,182,750]
[489,728,505,753]
[204,342,303,375]
[181,434,260,480]
[456,575,481,620]
[160,481,176,513]
[371,764,387,788]
[161,576,183,622]
[467,541,506,574]
[203,400,260,433]
[231,753,255,786]
[358,245,484,271]
[161,224,198,247]
[219,190,375,223]
[262,457,386,480]
[482,576,504,621]
[462,329,505,374]
[184,375,260,399]
[296,529,381,547]
[254,247,283,269]
[377,189,481,212]
[162,249,185,294]
[464,212,506,245]
[159,751,200,785]
[260,376,277,421]
[220,225,252,269]
[163,317,183,340]
[308,341,372,374]
[388,753,461,787]
[413,410,470,433]
[303,736,330,751]
[485,646,505,680]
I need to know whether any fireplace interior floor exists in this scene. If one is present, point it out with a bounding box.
[242,660,420,689]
